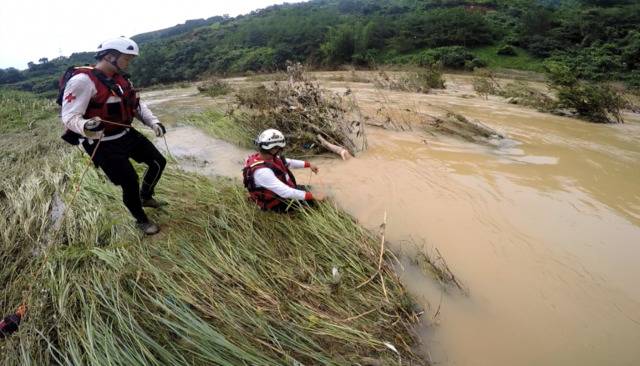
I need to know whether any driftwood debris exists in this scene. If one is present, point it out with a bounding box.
[424,112,503,143]
[233,62,366,156]
[317,134,352,160]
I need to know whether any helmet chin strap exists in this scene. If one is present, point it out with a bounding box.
[106,53,124,74]
[260,145,282,157]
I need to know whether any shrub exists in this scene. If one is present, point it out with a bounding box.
[375,64,445,94]
[472,69,500,99]
[546,61,627,123]
[465,58,488,70]
[555,82,627,123]
[497,45,517,56]
[624,70,640,92]
[197,77,232,97]
[417,46,475,69]
[413,64,445,90]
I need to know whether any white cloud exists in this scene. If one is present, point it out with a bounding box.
[0,0,305,69]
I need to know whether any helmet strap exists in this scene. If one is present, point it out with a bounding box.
[259,145,281,157]
[102,52,124,74]
[109,54,124,74]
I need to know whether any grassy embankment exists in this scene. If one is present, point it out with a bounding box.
[0,90,424,365]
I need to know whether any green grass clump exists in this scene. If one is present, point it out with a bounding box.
[1,91,424,365]
[187,109,256,149]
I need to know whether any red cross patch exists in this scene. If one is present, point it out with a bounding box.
[64,93,76,103]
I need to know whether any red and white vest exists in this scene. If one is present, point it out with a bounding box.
[72,67,139,134]
[242,153,297,210]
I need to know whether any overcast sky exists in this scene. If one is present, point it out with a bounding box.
[0,0,307,70]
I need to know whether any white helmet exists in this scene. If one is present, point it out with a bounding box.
[256,129,286,150]
[96,37,139,57]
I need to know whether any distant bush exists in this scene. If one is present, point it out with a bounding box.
[546,61,627,123]
[417,46,475,69]
[472,69,500,99]
[555,83,627,123]
[197,78,232,97]
[416,64,446,90]
[465,58,488,70]
[525,35,566,58]
[624,70,640,92]
[375,64,445,93]
[496,45,517,56]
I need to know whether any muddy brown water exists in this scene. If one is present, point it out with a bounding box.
[143,74,640,366]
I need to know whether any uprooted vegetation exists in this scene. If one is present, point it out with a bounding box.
[189,63,366,157]
[197,77,232,97]
[546,62,629,124]
[472,68,630,123]
[375,66,445,94]
[364,94,504,145]
[472,70,555,112]
[1,89,426,365]
[499,81,556,112]
[422,112,504,144]
[413,248,467,295]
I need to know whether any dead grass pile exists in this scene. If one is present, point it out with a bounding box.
[197,77,232,97]
[500,81,556,112]
[472,69,501,99]
[414,248,467,294]
[230,62,366,156]
[423,111,504,143]
[472,70,555,112]
[375,66,445,94]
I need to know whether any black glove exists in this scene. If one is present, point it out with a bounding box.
[152,123,166,137]
[0,314,21,339]
[84,118,104,132]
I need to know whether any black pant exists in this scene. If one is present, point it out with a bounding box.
[83,129,166,223]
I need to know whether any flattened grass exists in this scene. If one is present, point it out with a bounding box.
[1,91,424,365]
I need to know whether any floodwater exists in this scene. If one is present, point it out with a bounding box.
[143,73,640,366]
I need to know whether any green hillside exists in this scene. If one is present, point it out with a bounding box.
[1,0,639,94]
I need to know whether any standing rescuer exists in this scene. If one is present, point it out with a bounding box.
[59,37,167,235]
[243,129,323,211]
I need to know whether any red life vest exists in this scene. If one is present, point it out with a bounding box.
[242,153,297,210]
[65,66,140,134]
